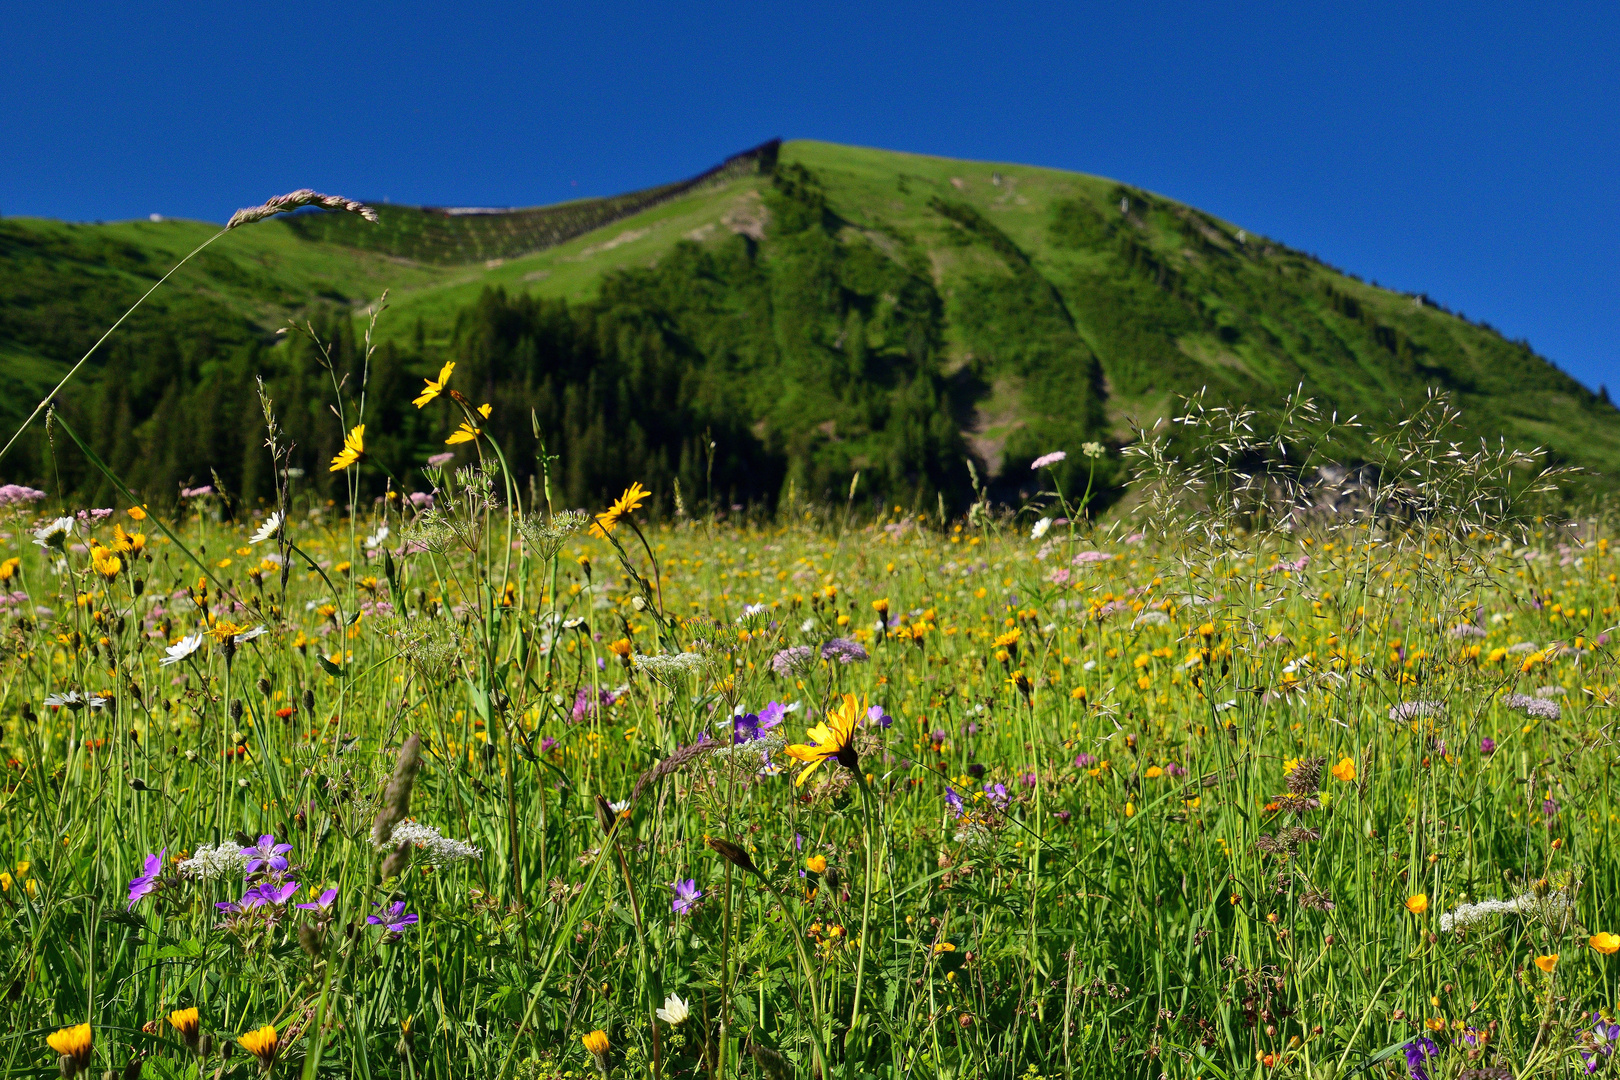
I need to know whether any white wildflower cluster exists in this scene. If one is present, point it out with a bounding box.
[179,843,249,881]
[1504,693,1561,721]
[1439,895,1528,932]
[376,820,482,865]
[709,733,787,769]
[1440,885,1577,933]
[633,652,710,675]
[1388,700,1443,722]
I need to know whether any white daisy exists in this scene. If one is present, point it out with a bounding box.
[249,511,283,545]
[656,994,690,1025]
[160,634,205,666]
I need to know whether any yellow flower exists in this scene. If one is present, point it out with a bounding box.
[413,361,456,407]
[329,424,365,471]
[0,557,20,581]
[784,692,863,787]
[1331,757,1356,782]
[239,1024,278,1064]
[1406,894,1428,915]
[589,482,651,539]
[933,941,956,953]
[993,628,1022,650]
[805,855,827,874]
[91,549,122,579]
[446,405,491,445]
[872,598,889,614]
[46,1023,92,1069]
[582,1029,610,1056]
[168,1007,201,1047]
[127,505,147,521]
[1144,766,1163,779]
[1590,933,1620,955]
[607,638,632,665]
[1534,953,1559,973]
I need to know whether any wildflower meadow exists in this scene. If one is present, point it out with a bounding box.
[1,196,1618,1080]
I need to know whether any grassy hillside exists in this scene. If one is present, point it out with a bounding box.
[1,139,1614,510]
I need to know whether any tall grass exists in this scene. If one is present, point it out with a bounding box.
[0,350,1615,1080]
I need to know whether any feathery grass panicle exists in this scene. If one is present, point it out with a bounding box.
[226,189,378,230]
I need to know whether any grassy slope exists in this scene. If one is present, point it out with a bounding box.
[3,139,1616,485]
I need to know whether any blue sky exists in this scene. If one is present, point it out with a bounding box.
[4,1,1617,391]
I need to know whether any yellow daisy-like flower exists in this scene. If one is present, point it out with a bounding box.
[239,1024,278,1065]
[91,548,122,580]
[0,557,17,581]
[46,1023,92,1069]
[446,403,493,445]
[582,1029,610,1056]
[589,482,651,539]
[329,424,365,472]
[784,693,863,787]
[413,361,456,408]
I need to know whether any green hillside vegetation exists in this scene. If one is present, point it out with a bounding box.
[1,139,1614,513]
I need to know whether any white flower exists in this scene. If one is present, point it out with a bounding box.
[233,626,268,644]
[656,993,691,1025]
[632,652,710,674]
[736,603,767,622]
[160,634,205,666]
[1030,517,1052,540]
[800,618,815,633]
[179,842,249,880]
[1081,441,1106,459]
[33,517,75,548]
[249,511,283,545]
[377,820,483,864]
[609,800,630,813]
[44,690,107,710]
[365,524,390,549]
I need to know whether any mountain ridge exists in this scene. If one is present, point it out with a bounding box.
[0,139,1614,511]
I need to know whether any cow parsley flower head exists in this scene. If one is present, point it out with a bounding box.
[179,843,250,881]
[633,652,711,675]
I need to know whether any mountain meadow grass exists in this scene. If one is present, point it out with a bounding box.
[0,222,1617,1079]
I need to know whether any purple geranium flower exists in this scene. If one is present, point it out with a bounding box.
[943,787,964,819]
[241,834,292,874]
[671,878,703,915]
[245,879,300,908]
[367,900,419,935]
[127,849,165,909]
[1402,1037,1439,1080]
[983,783,1009,809]
[296,887,338,912]
[865,705,893,728]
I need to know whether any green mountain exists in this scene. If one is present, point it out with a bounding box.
[2,139,1614,512]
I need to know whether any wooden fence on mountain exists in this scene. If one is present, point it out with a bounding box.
[280,140,780,265]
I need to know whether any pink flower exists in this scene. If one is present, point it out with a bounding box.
[1030,451,1067,470]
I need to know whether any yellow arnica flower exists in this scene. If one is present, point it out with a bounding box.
[413,361,456,408]
[1591,932,1620,955]
[1331,757,1356,782]
[1534,954,1559,973]
[1405,894,1428,915]
[47,1023,92,1068]
[590,482,651,539]
[239,1024,278,1064]
[582,1029,610,1056]
[329,424,365,472]
[993,628,1021,649]
[0,557,17,581]
[784,693,863,787]
[91,549,121,579]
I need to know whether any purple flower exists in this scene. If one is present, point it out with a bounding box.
[296,887,338,912]
[944,786,964,818]
[241,834,292,874]
[0,484,46,507]
[771,646,814,676]
[426,452,455,467]
[179,486,213,498]
[1402,1037,1439,1080]
[983,783,1009,809]
[820,638,869,665]
[671,878,703,915]
[1030,451,1067,470]
[127,849,165,909]
[733,711,767,743]
[865,705,893,728]
[1074,753,1096,768]
[1479,737,1497,755]
[967,763,986,780]
[367,900,419,935]
[245,879,300,908]
[539,736,557,754]
[1543,797,1559,817]
[1053,810,1072,823]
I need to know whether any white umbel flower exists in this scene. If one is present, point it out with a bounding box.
[632,652,710,674]
[178,842,250,880]
[249,511,283,545]
[160,634,205,666]
[656,993,690,1025]
[375,820,482,865]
